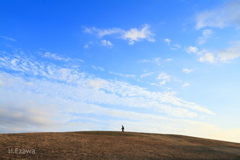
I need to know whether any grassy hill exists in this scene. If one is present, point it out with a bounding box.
[1,131,240,159]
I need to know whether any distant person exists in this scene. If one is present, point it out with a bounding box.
[121,125,124,132]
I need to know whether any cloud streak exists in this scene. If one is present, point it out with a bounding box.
[0,36,16,41]
[84,24,155,45]
[0,50,214,117]
[217,41,240,62]
[196,1,240,29]
[197,29,212,44]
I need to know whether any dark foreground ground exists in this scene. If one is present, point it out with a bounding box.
[0,131,240,160]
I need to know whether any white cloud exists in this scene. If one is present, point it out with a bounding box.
[157,73,171,85]
[123,24,155,45]
[153,57,161,65]
[165,59,172,62]
[84,27,122,37]
[199,52,215,63]
[186,46,198,53]
[183,68,193,74]
[0,50,214,119]
[197,29,213,44]
[164,39,171,45]
[140,72,153,78]
[157,72,170,80]
[0,80,4,85]
[171,44,181,50]
[187,42,240,63]
[101,40,113,46]
[164,39,181,50]
[182,83,190,87]
[43,52,84,62]
[84,45,89,49]
[160,80,167,85]
[84,24,155,45]
[196,1,240,29]
[186,48,215,64]
[0,92,237,142]
[85,79,108,90]
[0,36,16,41]
[217,41,240,62]
[140,57,169,66]
[157,72,182,85]
[92,65,104,71]
[0,101,59,132]
[110,71,135,78]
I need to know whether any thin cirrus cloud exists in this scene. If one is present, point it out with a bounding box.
[186,46,215,63]
[197,29,213,44]
[42,52,84,62]
[101,40,113,47]
[199,52,215,63]
[157,72,182,85]
[84,24,155,45]
[140,57,172,66]
[164,38,181,50]
[92,65,104,71]
[186,43,240,63]
[164,39,171,45]
[0,50,214,118]
[217,41,240,62]
[183,68,193,74]
[109,71,136,78]
[195,1,240,29]
[0,36,16,41]
[157,72,174,85]
[182,83,190,87]
[186,46,198,53]
[140,72,154,78]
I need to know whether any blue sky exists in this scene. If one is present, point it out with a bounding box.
[1,0,240,143]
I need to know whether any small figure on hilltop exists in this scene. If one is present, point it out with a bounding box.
[121,125,124,132]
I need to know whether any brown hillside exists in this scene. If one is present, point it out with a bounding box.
[1,131,240,159]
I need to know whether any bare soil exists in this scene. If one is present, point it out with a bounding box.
[1,131,240,160]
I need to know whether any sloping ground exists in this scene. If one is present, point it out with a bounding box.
[0,131,240,160]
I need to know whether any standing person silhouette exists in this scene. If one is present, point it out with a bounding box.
[121,125,124,132]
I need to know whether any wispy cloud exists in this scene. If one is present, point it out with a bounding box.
[186,46,198,53]
[42,52,84,62]
[186,47,215,63]
[187,41,240,63]
[157,72,181,85]
[199,52,215,63]
[92,65,104,71]
[140,72,154,78]
[109,71,135,78]
[217,41,240,62]
[182,83,190,87]
[101,39,113,47]
[0,36,16,41]
[197,29,213,44]
[140,57,172,66]
[164,38,181,50]
[164,39,171,45]
[84,24,155,45]
[0,50,214,124]
[0,101,59,132]
[196,1,240,29]
[183,68,193,74]
[171,44,181,50]
[123,24,155,44]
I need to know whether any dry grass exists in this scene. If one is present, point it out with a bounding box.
[1,131,240,159]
